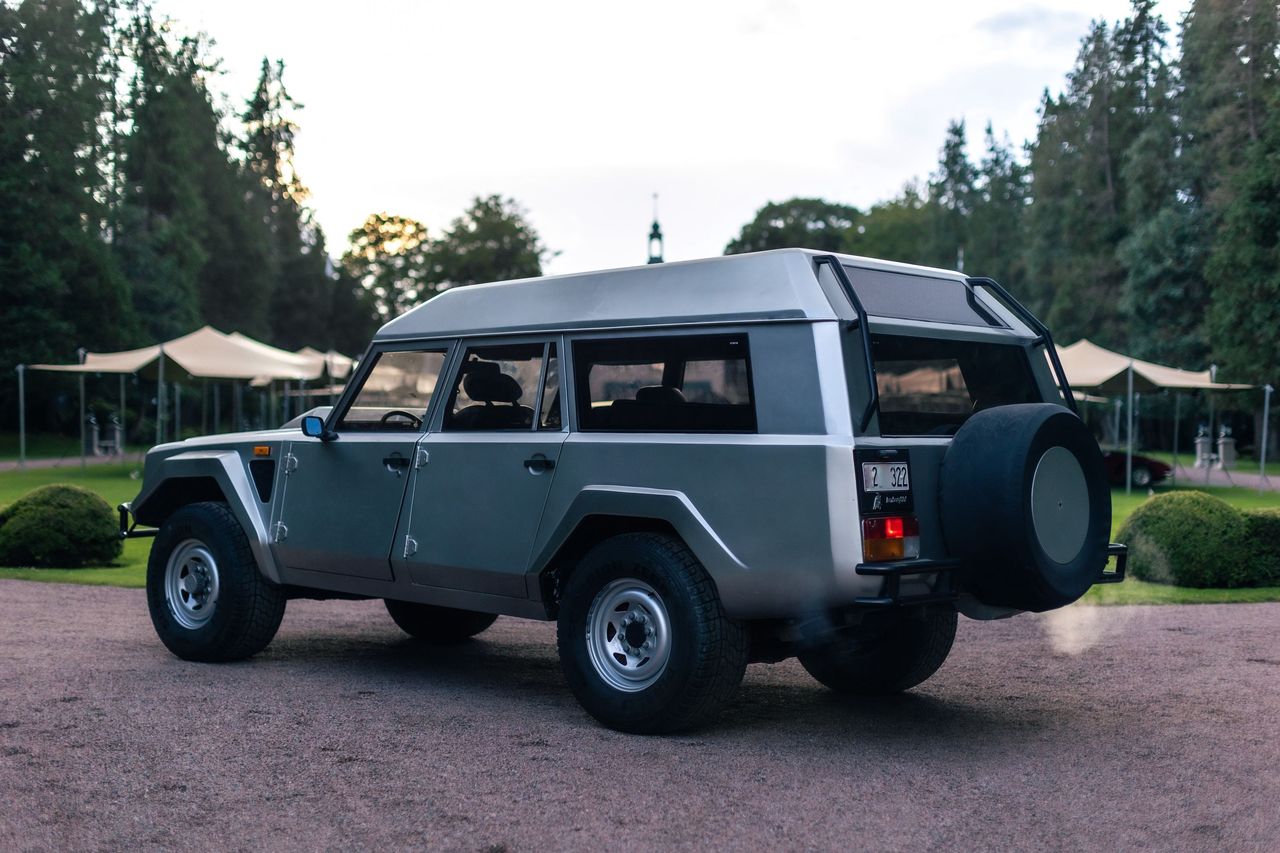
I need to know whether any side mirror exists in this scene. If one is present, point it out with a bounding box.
[300,415,337,442]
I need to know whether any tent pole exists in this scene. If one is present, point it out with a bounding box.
[1171,392,1181,488]
[174,383,181,439]
[1207,366,1216,484]
[213,383,220,433]
[78,347,86,468]
[1125,362,1134,496]
[16,364,26,469]
[157,347,165,446]
[1261,384,1273,491]
[119,373,126,456]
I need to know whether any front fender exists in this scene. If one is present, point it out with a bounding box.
[132,450,283,584]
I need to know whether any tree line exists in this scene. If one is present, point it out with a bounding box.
[0,0,548,431]
[726,0,1279,384]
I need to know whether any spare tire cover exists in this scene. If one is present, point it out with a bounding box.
[939,403,1110,612]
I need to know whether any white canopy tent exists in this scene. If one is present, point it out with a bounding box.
[17,327,351,467]
[1056,339,1257,492]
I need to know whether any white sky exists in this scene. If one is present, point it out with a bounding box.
[160,0,1192,275]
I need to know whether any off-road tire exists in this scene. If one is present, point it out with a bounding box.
[384,600,497,643]
[557,533,749,734]
[146,502,286,662]
[798,609,957,695]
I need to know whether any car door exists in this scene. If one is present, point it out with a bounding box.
[272,346,451,581]
[393,339,566,597]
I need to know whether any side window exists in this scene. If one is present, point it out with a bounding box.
[538,344,561,430]
[337,349,448,432]
[444,343,546,431]
[573,334,755,433]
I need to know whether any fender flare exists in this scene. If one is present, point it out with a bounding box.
[132,450,283,584]
[529,485,747,593]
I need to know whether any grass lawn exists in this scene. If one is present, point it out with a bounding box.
[1144,449,1280,479]
[0,431,85,461]
[1,464,1278,604]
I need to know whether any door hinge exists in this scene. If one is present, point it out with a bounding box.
[282,452,298,474]
[403,535,418,558]
[414,447,430,469]
[272,521,288,543]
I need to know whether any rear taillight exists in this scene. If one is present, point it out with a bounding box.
[862,515,920,562]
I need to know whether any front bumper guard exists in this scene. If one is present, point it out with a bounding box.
[855,542,1128,607]
[117,502,158,540]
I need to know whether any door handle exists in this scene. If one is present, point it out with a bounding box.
[523,456,555,473]
[383,454,410,471]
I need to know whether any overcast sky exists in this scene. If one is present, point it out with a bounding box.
[160,0,1192,275]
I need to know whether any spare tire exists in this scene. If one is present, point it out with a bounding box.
[939,403,1110,612]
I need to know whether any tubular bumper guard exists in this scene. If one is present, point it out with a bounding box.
[117,502,158,540]
[854,543,1129,607]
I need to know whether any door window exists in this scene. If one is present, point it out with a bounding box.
[444,343,548,431]
[337,349,448,432]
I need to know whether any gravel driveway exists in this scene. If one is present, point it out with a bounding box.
[1,579,1278,851]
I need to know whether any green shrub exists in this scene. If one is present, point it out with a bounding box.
[1243,508,1280,586]
[0,484,122,568]
[1116,491,1250,588]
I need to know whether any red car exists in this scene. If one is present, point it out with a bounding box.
[1103,451,1172,487]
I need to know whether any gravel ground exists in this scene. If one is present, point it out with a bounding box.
[1,579,1278,852]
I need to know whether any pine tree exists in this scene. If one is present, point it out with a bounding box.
[924,120,977,270]
[0,0,135,430]
[241,58,332,349]
[967,124,1029,292]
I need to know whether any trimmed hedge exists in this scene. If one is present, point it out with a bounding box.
[1116,491,1251,588]
[1243,508,1280,586]
[0,484,122,568]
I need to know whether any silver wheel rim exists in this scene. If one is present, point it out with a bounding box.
[165,539,220,630]
[585,579,672,692]
[1030,446,1090,564]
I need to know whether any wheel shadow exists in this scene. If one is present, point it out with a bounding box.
[251,624,1074,746]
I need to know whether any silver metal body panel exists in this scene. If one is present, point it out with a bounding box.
[132,249,1068,621]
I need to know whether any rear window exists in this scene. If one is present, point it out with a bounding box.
[845,266,1003,328]
[871,334,1039,436]
[573,334,755,432]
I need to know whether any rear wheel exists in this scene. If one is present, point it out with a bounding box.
[146,502,286,662]
[557,533,749,734]
[1131,466,1152,487]
[798,609,957,695]
[384,600,497,643]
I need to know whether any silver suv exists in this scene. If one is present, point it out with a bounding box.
[124,250,1125,733]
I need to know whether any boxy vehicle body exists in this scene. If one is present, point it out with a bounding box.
[126,249,1124,732]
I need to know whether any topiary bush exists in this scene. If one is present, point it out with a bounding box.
[1243,508,1280,587]
[0,484,122,568]
[1116,491,1251,588]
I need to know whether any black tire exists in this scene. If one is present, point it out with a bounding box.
[798,609,957,695]
[146,502,286,662]
[939,403,1111,612]
[384,600,497,643]
[557,533,749,734]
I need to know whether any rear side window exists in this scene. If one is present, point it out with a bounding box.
[871,334,1039,436]
[573,334,755,432]
[845,266,1003,328]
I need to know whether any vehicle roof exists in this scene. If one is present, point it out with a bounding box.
[375,249,972,341]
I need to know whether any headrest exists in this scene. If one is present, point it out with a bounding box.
[464,370,523,404]
[636,385,687,405]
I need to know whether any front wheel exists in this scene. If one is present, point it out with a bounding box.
[557,533,749,734]
[798,609,957,695]
[1131,466,1153,487]
[146,502,286,662]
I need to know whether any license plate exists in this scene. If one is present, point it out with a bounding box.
[862,462,910,492]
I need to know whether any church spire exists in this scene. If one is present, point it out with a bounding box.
[647,193,664,264]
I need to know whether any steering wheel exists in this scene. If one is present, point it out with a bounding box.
[378,409,423,429]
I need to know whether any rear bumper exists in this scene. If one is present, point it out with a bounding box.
[855,542,1128,607]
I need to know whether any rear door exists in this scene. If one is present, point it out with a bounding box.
[272,346,450,580]
[393,339,566,597]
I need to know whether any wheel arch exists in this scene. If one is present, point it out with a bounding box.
[133,450,283,583]
[530,486,746,618]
